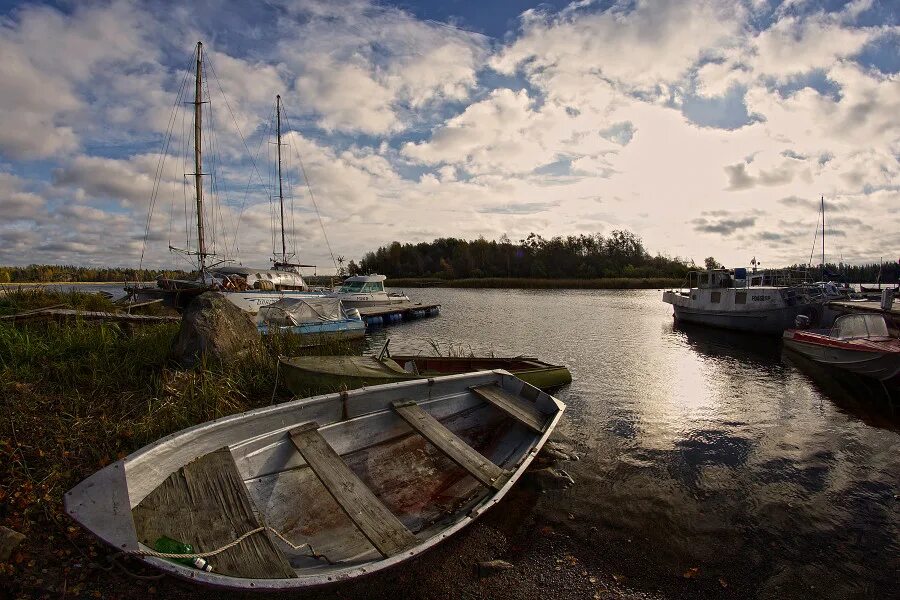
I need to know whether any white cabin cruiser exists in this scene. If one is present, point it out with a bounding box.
[213,266,326,314]
[328,275,409,308]
[663,268,825,334]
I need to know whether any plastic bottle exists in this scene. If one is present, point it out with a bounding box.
[153,536,213,572]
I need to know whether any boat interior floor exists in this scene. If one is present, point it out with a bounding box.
[131,386,549,578]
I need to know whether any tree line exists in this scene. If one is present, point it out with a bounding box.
[0,265,193,283]
[786,262,900,284]
[353,231,692,280]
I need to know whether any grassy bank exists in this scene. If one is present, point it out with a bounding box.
[0,289,350,597]
[386,277,681,289]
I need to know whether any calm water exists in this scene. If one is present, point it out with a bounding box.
[365,288,899,598]
[41,284,899,596]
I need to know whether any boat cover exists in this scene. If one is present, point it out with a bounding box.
[259,298,347,326]
[831,314,890,340]
[281,356,411,378]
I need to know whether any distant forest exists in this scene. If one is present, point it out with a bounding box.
[0,265,192,283]
[354,231,692,280]
[787,262,900,284]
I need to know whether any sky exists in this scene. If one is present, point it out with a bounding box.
[0,0,897,274]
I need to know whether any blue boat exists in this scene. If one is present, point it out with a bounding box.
[257,297,366,344]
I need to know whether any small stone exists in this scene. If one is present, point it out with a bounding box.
[524,467,575,491]
[0,526,26,562]
[477,559,514,576]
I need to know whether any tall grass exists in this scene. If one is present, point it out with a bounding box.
[0,290,362,594]
[0,286,120,316]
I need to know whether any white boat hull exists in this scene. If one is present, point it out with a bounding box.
[663,288,821,334]
[222,290,326,314]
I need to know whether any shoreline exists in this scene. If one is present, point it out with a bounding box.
[385,277,682,289]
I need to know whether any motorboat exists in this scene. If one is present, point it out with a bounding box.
[328,275,409,308]
[662,267,825,334]
[783,313,900,383]
[65,371,565,590]
[257,297,364,344]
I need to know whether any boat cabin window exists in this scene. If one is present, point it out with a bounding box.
[360,282,383,293]
[710,291,721,303]
[735,292,746,304]
[339,281,366,293]
[831,314,890,339]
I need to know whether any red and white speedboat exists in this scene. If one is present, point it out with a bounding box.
[783,313,900,383]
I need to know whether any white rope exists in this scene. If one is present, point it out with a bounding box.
[137,525,313,560]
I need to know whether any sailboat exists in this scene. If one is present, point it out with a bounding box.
[217,94,332,314]
[127,43,331,314]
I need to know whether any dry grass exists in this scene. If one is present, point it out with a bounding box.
[0,289,358,596]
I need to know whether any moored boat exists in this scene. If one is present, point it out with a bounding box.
[783,313,900,383]
[391,355,572,390]
[65,371,565,590]
[327,275,409,308]
[279,355,572,397]
[258,297,365,344]
[663,267,825,334]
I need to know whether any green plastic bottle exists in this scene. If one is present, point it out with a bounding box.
[153,536,213,572]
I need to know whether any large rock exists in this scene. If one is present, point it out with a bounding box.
[171,292,259,368]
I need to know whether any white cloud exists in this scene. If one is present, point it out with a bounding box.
[277,1,488,134]
[493,1,744,94]
[0,173,46,220]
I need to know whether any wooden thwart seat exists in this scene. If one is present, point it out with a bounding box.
[392,401,509,491]
[289,423,417,558]
[470,384,548,433]
[131,447,296,579]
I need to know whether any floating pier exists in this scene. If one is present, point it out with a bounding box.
[827,300,900,319]
[356,302,441,329]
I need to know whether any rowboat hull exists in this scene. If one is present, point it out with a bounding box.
[65,371,564,590]
[280,356,418,396]
[391,356,572,391]
[783,333,900,383]
[280,356,572,397]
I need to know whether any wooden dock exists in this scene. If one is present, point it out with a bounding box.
[827,300,900,318]
[356,302,441,328]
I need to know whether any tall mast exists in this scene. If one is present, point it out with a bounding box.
[276,95,287,264]
[821,195,825,280]
[193,41,207,274]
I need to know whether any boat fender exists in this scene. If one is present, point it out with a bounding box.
[340,391,349,420]
[427,378,435,386]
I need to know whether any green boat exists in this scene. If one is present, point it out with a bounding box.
[279,354,571,397]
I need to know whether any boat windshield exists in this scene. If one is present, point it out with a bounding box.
[830,314,890,339]
[339,282,366,293]
[339,281,383,293]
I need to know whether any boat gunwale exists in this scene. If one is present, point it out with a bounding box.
[65,371,565,591]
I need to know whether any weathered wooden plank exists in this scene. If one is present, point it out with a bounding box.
[289,423,417,558]
[132,447,296,579]
[470,384,548,433]
[0,308,178,324]
[392,401,508,490]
